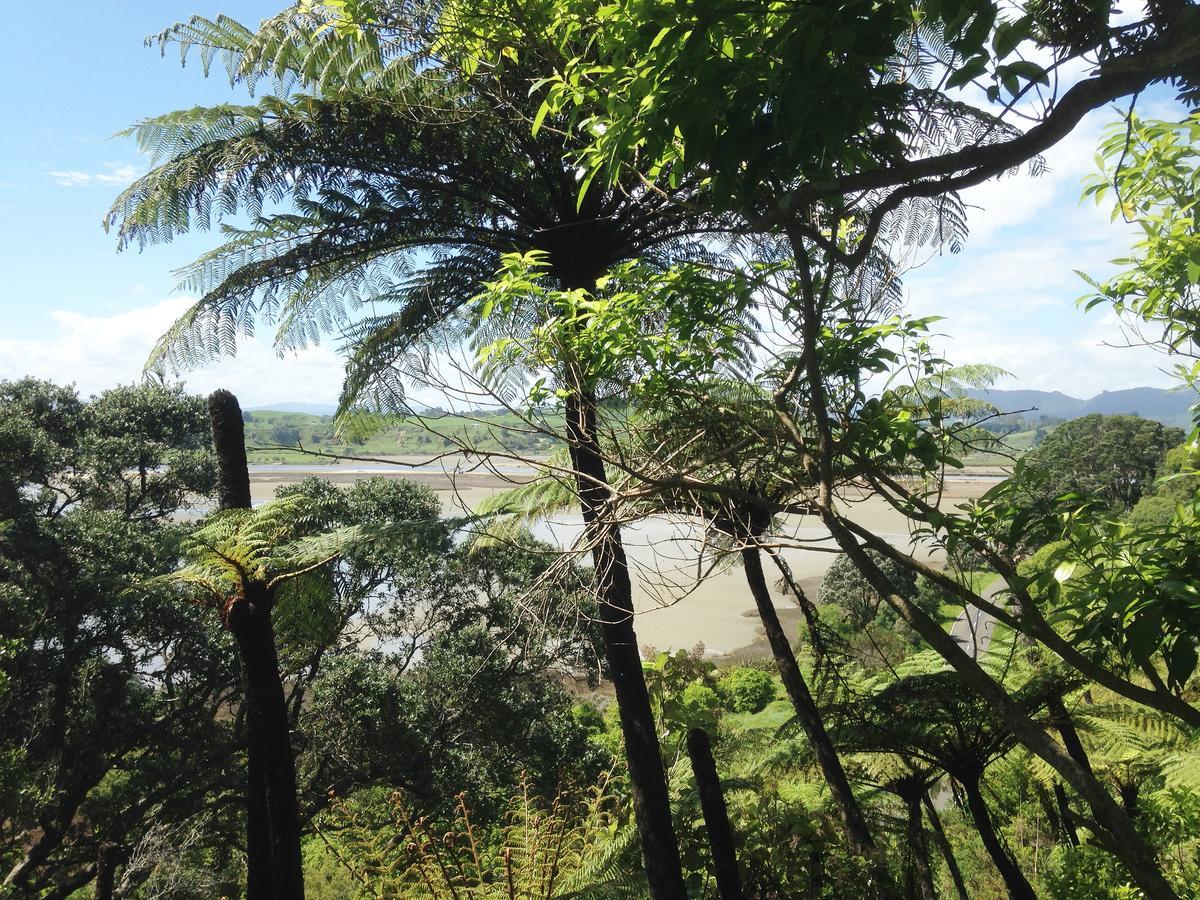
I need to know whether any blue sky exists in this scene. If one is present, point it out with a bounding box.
[0,2,1186,406]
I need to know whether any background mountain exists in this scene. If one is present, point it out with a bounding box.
[247,401,431,416]
[247,402,340,416]
[967,387,1195,428]
[250,390,1195,430]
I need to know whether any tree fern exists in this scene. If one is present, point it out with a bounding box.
[108,5,739,417]
[140,494,462,621]
[316,773,645,898]
[1072,700,1200,793]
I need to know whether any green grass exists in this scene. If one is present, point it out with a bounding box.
[725,696,794,732]
[962,428,1040,466]
[938,601,964,633]
[966,570,998,593]
[242,409,560,463]
[984,622,1016,659]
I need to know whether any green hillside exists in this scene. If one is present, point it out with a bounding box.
[961,427,1043,467]
[242,409,559,463]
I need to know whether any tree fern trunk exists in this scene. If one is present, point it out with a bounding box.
[923,793,970,900]
[1048,696,1095,777]
[821,514,1178,899]
[243,735,272,900]
[686,728,743,900]
[230,584,305,899]
[564,390,686,900]
[1052,784,1080,847]
[209,390,303,900]
[900,791,936,900]
[209,389,252,510]
[93,843,117,900]
[740,544,895,895]
[960,775,1035,900]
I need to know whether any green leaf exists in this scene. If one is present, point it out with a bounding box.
[1167,637,1198,688]
[1126,610,1163,664]
[1053,560,1076,582]
[992,16,1031,59]
[946,55,987,89]
[531,100,552,136]
[999,60,1049,86]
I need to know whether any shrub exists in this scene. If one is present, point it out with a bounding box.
[717,667,775,713]
[271,423,302,445]
[820,550,918,630]
[733,657,778,674]
[1127,494,1177,529]
[679,682,723,730]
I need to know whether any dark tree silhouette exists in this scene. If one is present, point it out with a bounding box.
[208,389,304,899]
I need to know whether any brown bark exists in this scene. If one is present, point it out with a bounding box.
[961,776,1035,900]
[228,585,305,899]
[244,736,272,900]
[565,390,686,900]
[923,793,970,900]
[1053,784,1080,848]
[741,545,897,897]
[1048,696,1094,778]
[208,389,304,900]
[686,728,743,900]
[93,843,117,900]
[208,389,252,510]
[900,792,936,900]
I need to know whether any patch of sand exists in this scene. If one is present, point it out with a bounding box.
[247,462,996,657]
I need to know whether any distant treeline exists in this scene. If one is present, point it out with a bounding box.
[242,408,561,462]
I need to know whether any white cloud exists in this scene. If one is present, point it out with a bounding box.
[927,314,1179,398]
[951,110,1116,244]
[895,102,1187,399]
[0,298,350,407]
[48,162,140,188]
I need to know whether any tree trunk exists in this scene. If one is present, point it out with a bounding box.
[564,391,686,900]
[741,545,896,896]
[1119,782,1141,821]
[1048,696,1094,778]
[229,585,305,900]
[1053,784,1079,848]
[209,389,303,900]
[2,824,64,890]
[764,547,825,660]
[820,514,1179,900]
[901,793,936,900]
[960,775,1035,900]
[923,793,969,900]
[686,728,743,900]
[244,736,273,900]
[809,845,825,900]
[209,389,252,510]
[94,843,117,900]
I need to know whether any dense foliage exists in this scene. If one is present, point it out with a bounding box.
[0,380,240,896]
[1019,414,1183,510]
[6,0,1199,895]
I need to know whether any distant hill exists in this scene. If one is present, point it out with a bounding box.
[240,407,559,462]
[247,402,339,416]
[247,401,431,416]
[966,389,1083,420]
[967,387,1194,428]
[1079,388,1194,424]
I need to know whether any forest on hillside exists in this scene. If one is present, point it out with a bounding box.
[242,409,560,462]
[4,0,1200,898]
